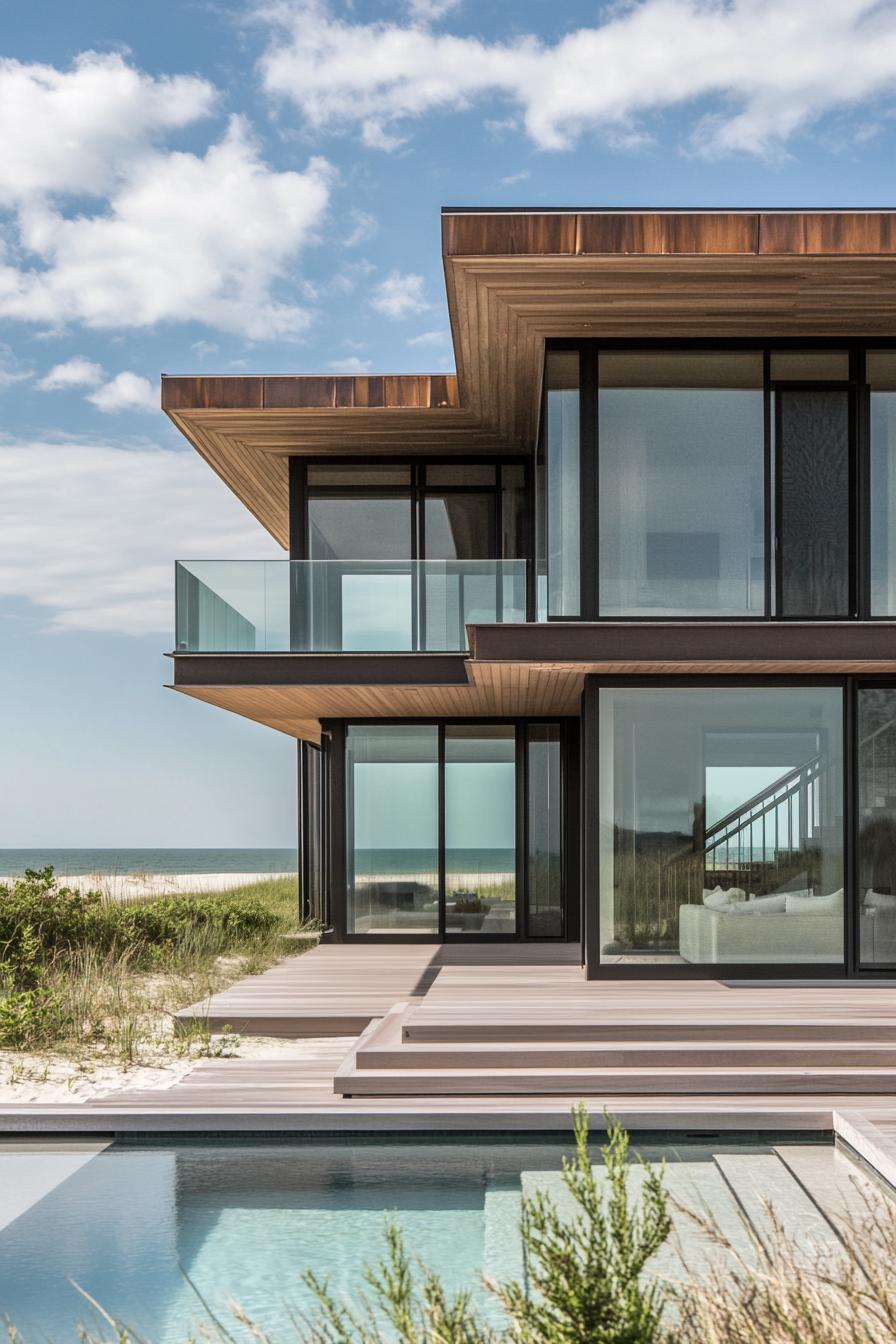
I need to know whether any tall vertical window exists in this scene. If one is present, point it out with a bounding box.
[869,352,896,615]
[598,351,765,616]
[527,724,563,937]
[776,384,850,618]
[445,726,517,935]
[858,687,896,968]
[545,350,580,616]
[346,726,439,935]
[597,686,844,966]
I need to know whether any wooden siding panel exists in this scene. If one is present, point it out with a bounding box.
[442,212,577,257]
[162,377,263,411]
[576,212,758,255]
[760,212,896,255]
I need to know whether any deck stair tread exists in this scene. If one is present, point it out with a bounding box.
[334,1065,896,1097]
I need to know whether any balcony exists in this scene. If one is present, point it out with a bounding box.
[175,560,528,654]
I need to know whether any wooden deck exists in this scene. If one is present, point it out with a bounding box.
[4,944,896,1192]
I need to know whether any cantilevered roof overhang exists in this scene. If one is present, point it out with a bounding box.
[170,622,896,744]
[164,208,896,547]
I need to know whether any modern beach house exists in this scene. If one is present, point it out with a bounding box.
[166,207,896,981]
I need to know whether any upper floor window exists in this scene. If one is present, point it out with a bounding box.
[541,341,880,622]
[598,351,764,617]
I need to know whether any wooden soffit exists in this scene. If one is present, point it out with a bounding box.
[169,619,896,742]
[165,210,896,544]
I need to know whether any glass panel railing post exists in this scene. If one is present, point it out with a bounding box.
[289,561,310,652]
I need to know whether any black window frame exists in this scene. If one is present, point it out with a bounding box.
[541,338,896,624]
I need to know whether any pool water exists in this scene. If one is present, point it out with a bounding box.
[0,1133,856,1342]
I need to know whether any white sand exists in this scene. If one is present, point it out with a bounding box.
[36,871,294,900]
[0,1035,339,1105]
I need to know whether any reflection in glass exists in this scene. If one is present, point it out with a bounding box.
[424,495,494,559]
[300,742,324,925]
[598,351,764,616]
[858,688,896,967]
[527,724,562,937]
[545,350,580,616]
[777,389,850,617]
[445,726,516,935]
[598,687,844,965]
[870,358,896,613]
[308,498,412,561]
[346,726,439,934]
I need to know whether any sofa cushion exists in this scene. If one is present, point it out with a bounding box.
[702,886,744,910]
[786,888,843,915]
[864,889,896,911]
[730,893,787,915]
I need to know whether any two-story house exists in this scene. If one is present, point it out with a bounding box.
[165,207,896,980]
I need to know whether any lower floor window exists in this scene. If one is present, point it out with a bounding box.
[597,686,845,966]
[344,721,563,937]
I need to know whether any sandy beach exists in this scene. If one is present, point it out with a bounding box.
[18,871,295,900]
[0,1036,344,1105]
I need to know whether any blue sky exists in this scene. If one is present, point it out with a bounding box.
[3,0,896,847]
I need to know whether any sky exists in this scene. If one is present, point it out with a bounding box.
[3,0,896,847]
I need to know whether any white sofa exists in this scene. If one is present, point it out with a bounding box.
[679,902,843,964]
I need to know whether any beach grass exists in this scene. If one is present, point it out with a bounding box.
[0,869,316,1067]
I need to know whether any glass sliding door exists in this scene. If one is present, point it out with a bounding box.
[776,387,851,617]
[598,351,765,617]
[598,686,844,966]
[526,723,563,937]
[346,725,439,934]
[858,687,896,968]
[444,725,517,935]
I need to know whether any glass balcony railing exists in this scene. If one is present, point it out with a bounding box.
[175,560,529,653]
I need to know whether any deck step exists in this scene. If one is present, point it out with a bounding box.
[358,1039,896,1071]
[403,1018,896,1044]
[335,1064,896,1098]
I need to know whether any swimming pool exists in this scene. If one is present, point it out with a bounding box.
[0,1132,878,1342]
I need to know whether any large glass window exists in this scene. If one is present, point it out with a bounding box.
[598,686,844,966]
[869,353,896,615]
[445,726,516,935]
[527,723,563,937]
[598,351,765,616]
[545,351,580,616]
[858,687,896,968]
[346,726,439,935]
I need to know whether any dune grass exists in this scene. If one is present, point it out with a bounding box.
[0,869,317,1066]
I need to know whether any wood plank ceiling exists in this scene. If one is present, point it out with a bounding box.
[164,209,896,546]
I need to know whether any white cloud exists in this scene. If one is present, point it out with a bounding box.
[0,343,33,387]
[500,169,530,185]
[37,355,103,390]
[0,52,216,206]
[0,53,334,338]
[87,371,157,413]
[257,0,896,157]
[407,0,461,20]
[190,339,219,358]
[0,436,282,635]
[344,209,378,247]
[325,356,373,372]
[407,329,449,347]
[371,270,428,319]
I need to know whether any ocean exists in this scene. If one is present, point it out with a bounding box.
[0,847,516,878]
[0,849,298,878]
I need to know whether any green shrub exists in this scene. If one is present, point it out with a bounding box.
[0,868,280,985]
[0,868,286,1049]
